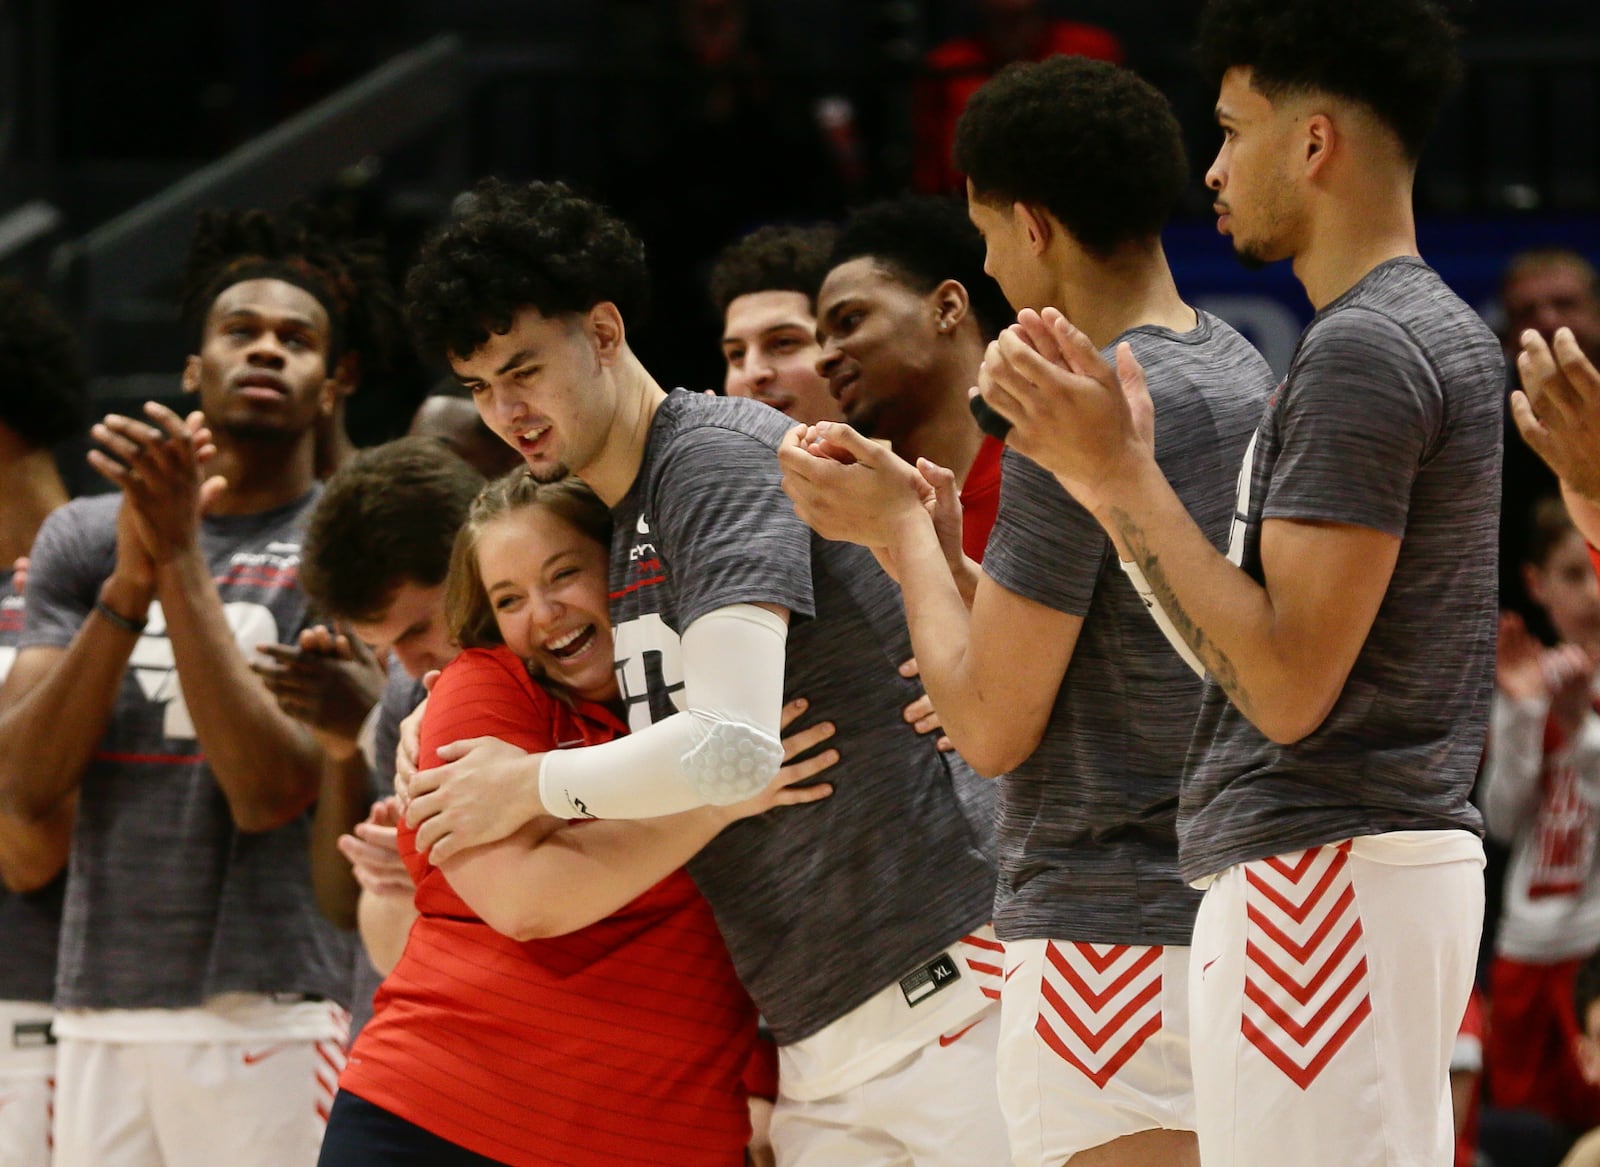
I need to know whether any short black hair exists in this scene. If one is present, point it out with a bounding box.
[829,196,1013,341]
[405,179,651,362]
[708,223,839,316]
[1577,947,1600,1031]
[300,436,485,622]
[954,57,1187,256]
[1197,0,1462,160]
[0,279,87,449]
[179,205,403,379]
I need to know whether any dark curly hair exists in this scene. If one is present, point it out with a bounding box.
[1197,0,1463,160]
[405,179,651,362]
[0,279,88,449]
[708,223,839,316]
[954,57,1187,257]
[829,196,1013,341]
[179,205,404,380]
[300,436,486,623]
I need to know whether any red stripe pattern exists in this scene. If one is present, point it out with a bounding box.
[1036,942,1163,1089]
[1242,842,1373,1090]
[959,931,1005,1001]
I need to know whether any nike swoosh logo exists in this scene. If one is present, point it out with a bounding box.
[1202,958,1219,976]
[939,1021,981,1048]
[242,1043,289,1066]
[1004,964,1023,982]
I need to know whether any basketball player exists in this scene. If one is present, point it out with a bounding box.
[972,2,1501,1163]
[779,56,1272,1167]
[399,179,1009,1165]
[0,279,88,1167]
[0,211,362,1167]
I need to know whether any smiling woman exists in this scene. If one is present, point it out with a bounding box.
[317,470,835,1167]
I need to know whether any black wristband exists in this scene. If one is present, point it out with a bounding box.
[94,598,148,635]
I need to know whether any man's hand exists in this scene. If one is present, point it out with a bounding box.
[718,697,837,822]
[1496,612,1548,704]
[254,626,385,758]
[778,423,935,549]
[1515,327,1600,502]
[898,659,952,751]
[405,736,547,862]
[337,798,414,898]
[976,308,1155,515]
[88,403,225,565]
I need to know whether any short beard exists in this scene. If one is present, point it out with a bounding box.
[525,461,571,484]
[1231,241,1271,272]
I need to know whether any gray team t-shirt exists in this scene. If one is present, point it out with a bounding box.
[20,492,352,1009]
[0,569,65,1005]
[1181,258,1501,882]
[608,391,998,1046]
[984,312,1272,945]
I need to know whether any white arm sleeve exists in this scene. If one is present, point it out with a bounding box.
[537,604,788,819]
[1117,556,1206,678]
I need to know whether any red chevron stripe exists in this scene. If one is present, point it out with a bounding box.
[1263,848,1322,884]
[1046,942,1162,1013]
[967,959,1003,978]
[1247,850,1346,925]
[962,933,1005,954]
[1244,920,1364,1007]
[1244,994,1372,1090]
[1245,957,1370,1048]
[1037,1010,1163,1089]
[1074,942,1133,975]
[1041,969,1161,1054]
[1247,883,1359,965]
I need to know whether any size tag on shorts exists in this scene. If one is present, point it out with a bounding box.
[12,1021,54,1048]
[899,952,961,1007]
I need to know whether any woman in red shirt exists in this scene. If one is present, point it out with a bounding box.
[319,473,835,1167]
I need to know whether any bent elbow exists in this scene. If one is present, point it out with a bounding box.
[0,855,66,895]
[949,724,1043,780]
[684,718,784,806]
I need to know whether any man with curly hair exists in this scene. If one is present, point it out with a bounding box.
[781,55,1274,1167]
[973,1,1502,1163]
[0,211,359,1167]
[709,224,843,426]
[0,278,88,1167]
[401,179,1008,1165]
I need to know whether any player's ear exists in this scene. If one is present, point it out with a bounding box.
[588,303,625,367]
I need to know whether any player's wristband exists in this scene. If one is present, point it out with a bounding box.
[94,598,148,635]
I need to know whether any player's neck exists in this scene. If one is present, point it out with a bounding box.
[0,442,68,563]
[580,347,668,508]
[883,367,985,489]
[1293,173,1419,310]
[204,430,318,517]
[1047,242,1195,350]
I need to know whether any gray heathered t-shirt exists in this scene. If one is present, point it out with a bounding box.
[608,390,998,1046]
[0,569,65,1006]
[20,492,352,1010]
[983,312,1272,946]
[1181,258,1501,883]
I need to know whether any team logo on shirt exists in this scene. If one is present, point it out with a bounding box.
[130,601,281,738]
[610,612,686,733]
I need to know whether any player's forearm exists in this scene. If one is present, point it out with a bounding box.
[0,579,151,819]
[887,511,1016,775]
[444,807,729,941]
[357,888,418,977]
[1480,695,1548,841]
[310,752,375,929]
[156,549,323,832]
[1090,458,1329,744]
[1563,482,1600,548]
[0,798,74,893]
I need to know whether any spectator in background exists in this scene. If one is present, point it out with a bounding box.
[0,278,88,1167]
[0,209,355,1167]
[408,384,525,480]
[1501,250,1600,620]
[1562,951,1600,1167]
[1483,498,1600,1136]
[710,224,844,425]
[1516,327,1600,561]
[914,0,1122,194]
[815,196,1011,560]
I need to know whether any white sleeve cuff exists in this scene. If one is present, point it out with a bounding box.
[1118,556,1205,678]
